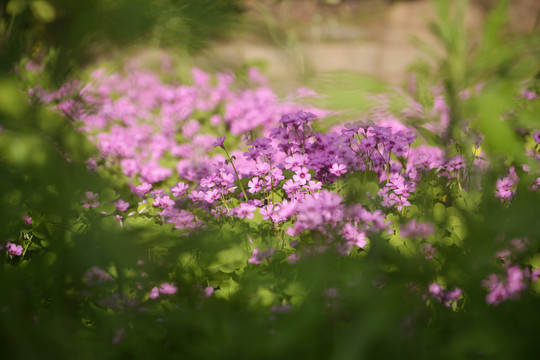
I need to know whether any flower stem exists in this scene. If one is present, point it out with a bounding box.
[21,234,33,261]
[223,146,249,202]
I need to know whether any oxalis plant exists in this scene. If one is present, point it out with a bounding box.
[1,0,540,359]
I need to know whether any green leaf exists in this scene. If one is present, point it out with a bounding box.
[100,188,117,203]
[405,205,419,219]
[212,246,246,273]
[365,181,380,198]
[30,0,56,23]
[250,287,276,307]
[389,235,403,247]
[526,254,540,269]
[99,203,116,215]
[214,277,239,300]
[124,216,153,229]
[6,0,26,15]
[433,202,446,223]
[0,80,26,118]
[285,281,306,298]
[456,190,482,211]
[475,83,525,163]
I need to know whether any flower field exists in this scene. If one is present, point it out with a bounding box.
[2,0,540,358]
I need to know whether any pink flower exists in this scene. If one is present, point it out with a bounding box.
[213,136,226,148]
[82,191,100,208]
[149,287,160,299]
[248,177,262,194]
[135,182,152,196]
[83,266,113,285]
[204,189,221,203]
[204,286,214,297]
[329,163,347,177]
[248,248,262,265]
[235,203,256,219]
[171,182,189,197]
[248,248,275,265]
[420,243,436,259]
[159,283,178,295]
[495,177,515,199]
[6,242,23,256]
[533,132,540,144]
[287,253,299,264]
[400,220,435,239]
[112,328,125,345]
[154,195,175,209]
[292,167,311,185]
[522,90,537,100]
[284,154,307,171]
[486,283,507,305]
[23,215,32,226]
[113,199,129,212]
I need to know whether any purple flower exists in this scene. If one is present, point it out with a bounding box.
[400,220,435,239]
[23,215,32,226]
[292,167,311,185]
[533,131,540,144]
[135,182,152,196]
[429,283,442,299]
[486,282,507,305]
[154,195,175,209]
[522,90,537,100]
[82,191,100,208]
[6,242,23,256]
[204,286,214,297]
[329,163,347,177]
[341,223,367,249]
[149,287,160,299]
[443,288,463,307]
[270,304,292,314]
[284,154,308,171]
[113,199,130,212]
[444,155,465,172]
[287,254,299,264]
[204,189,221,203]
[429,283,463,307]
[159,283,178,295]
[83,266,113,285]
[248,248,262,265]
[248,177,263,194]
[182,120,200,138]
[112,328,125,345]
[532,177,540,191]
[248,248,275,265]
[420,243,436,259]
[235,203,256,219]
[495,177,515,199]
[483,263,539,305]
[213,136,226,148]
[505,266,526,295]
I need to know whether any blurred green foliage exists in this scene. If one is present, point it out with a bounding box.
[1,0,540,359]
[1,0,244,82]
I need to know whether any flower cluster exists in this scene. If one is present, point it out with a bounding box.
[483,265,540,306]
[429,283,463,308]
[25,59,540,316]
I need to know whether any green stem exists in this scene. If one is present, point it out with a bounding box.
[223,146,249,202]
[21,234,33,261]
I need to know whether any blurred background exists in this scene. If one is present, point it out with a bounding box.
[206,0,540,91]
[3,0,539,90]
[2,1,540,359]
